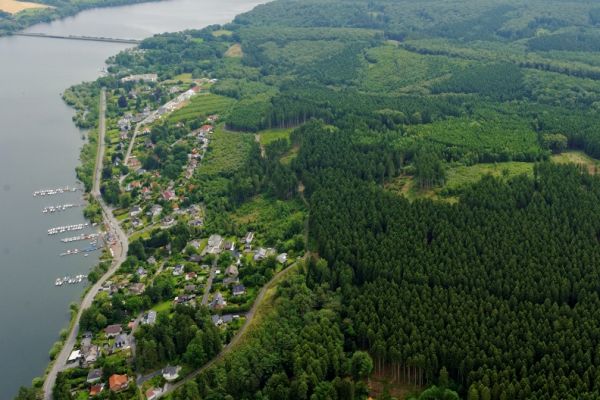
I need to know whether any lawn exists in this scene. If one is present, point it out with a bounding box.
[167,93,235,124]
[551,150,600,174]
[257,128,292,146]
[152,300,172,313]
[172,73,193,83]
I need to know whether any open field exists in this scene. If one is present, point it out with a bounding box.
[225,43,243,58]
[0,0,49,14]
[199,125,253,177]
[551,150,600,175]
[388,161,535,202]
[257,128,292,146]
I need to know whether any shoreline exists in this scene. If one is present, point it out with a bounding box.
[0,0,161,37]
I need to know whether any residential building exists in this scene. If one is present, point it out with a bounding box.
[109,374,129,392]
[87,369,102,384]
[233,285,246,296]
[104,324,122,338]
[162,365,181,381]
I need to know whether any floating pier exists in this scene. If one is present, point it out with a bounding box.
[61,233,99,243]
[48,223,88,235]
[33,186,79,197]
[42,203,82,214]
[55,274,88,286]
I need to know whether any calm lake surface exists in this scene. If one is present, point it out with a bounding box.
[0,0,262,397]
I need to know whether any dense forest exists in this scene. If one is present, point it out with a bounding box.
[19,0,600,399]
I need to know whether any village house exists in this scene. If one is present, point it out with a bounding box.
[233,285,246,296]
[174,294,195,305]
[82,345,99,367]
[147,256,157,265]
[136,267,147,276]
[277,253,288,264]
[211,314,234,326]
[162,189,177,201]
[104,324,122,338]
[184,284,197,293]
[206,234,223,254]
[129,282,145,295]
[243,232,255,250]
[114,334,130,351]
[223,241,236,252]
[173,264,185,276]
[223,276,239,286]
[210,292,227,310]
[185,271,197,281]
[150,204,163,217]
[89,384,104,396]
[145,310,157,325]
[254,247,267,262]
[109,374,129,392]
[129,206,142,218]
[225,264,238,277]
[162,365,182,382]
[146,387,163,400]
[87,368,102,384]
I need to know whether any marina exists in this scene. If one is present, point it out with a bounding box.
[60,233,99,243]
[42,203,82,214]
[55,275,88,286]
[47,223,89,235]
[33,186,79,197]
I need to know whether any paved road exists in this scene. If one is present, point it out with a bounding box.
[43,88,130,400]
[201,258,218,306]
[160,262,300,398]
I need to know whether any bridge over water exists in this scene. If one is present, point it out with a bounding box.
[14,32,141,44]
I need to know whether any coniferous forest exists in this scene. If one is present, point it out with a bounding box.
[20,0,600,399]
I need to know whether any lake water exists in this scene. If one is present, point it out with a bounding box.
[0,0,263,397]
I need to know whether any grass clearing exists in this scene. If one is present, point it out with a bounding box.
[257,128,292,146]
[172,73,192,83]
[152,300,172,313]
[198,125,254,177]
[387,162,534,203]
[551,150,600,174]
[212,29,233,37]
[0,0,49,14]
[225,43,243,58]
[167,93,235,124]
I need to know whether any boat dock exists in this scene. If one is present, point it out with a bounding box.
[55,274,88,286]
[60,245,101,257]
[42,203,82,214]
[33,186,79,197]
[60,233,99,243]
[48,223,89,235]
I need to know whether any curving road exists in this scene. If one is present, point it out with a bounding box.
[43,88,129,400]
[160,261,300,397]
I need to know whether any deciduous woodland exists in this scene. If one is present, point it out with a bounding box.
[19,0,600,399]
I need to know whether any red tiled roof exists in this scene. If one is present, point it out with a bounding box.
[109,374,128,391]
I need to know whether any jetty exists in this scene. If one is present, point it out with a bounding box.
[48,223,88,235]
[55,275,88,286]
[33,186,79,197]
[42,203,82,214]
[15,32,141,45]
[60,233,99,243]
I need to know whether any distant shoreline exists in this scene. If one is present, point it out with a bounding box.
[0,0,160,37]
